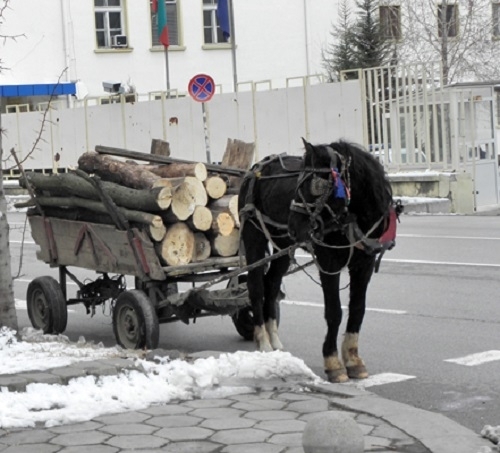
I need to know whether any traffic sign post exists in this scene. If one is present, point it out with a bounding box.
[188,74,216,164]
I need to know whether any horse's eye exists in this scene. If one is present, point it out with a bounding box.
[310,175,330,196]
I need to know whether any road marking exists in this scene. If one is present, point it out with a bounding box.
[282,300,406,315]
[444,350,500,366]
[399,233,500,241]
[345,372,415,388]
[382,258,500,268]
[9,240,35,245]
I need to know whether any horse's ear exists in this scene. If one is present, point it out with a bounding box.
[301,137,313,152]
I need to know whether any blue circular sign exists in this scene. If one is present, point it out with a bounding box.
[188,74,215,103]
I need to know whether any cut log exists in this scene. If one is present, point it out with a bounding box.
[187,206,213,232]
[149,223,167,242]
[204,175,227,200]
[78,151,170,190]
[171,176,208,220]
[146,162,207,182]
[212,212,235,236]
[20,171,173,211]
[158,222,195,266]
[150,138,170,157]
[193,233,211,262]
[221,138,255,189]
[209,228,240,257]
[209,194,240,227]
[16,196,164,229]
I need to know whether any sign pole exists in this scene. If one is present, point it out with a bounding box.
[188,74,216,164]
[164,48,171,96]
[202,102,211,163]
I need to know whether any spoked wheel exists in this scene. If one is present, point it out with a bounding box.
[112,290,159,350]
[230,275,281,341]
[27,276,68,334]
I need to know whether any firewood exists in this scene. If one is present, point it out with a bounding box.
[146,162,207,182]
[187,206,213,232]
[221,138,255,189]
[149,223,167,242]
[209,194,240,227]
[20,171,173,211]
[171,176,208,220]
[212,212,235,236]
[78,151,170,190]
[204,175,227,200]
[150,138,170,157]
[158,222,195,266]
[193,233,211,262]
[16,196,164,230]
[209,228,239,257]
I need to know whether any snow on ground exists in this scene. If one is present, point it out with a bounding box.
[0,327,321,429]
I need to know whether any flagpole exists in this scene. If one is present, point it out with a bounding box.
[164,48,171,97]
[228,0,238,92]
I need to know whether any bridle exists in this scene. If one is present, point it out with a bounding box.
[289,146,351,242]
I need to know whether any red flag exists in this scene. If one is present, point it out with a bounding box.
[152,0,169,48]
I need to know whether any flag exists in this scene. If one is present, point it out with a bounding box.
[217,0,230,40]
[153,0,169,48]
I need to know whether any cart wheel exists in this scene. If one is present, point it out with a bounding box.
[112,290,159,350]
[230,276,281,341]
[27,276,68,334]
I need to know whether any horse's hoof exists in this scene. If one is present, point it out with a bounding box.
[325,368,349,383]
[346,364,368,379]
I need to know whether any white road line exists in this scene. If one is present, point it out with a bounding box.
[281,300,406,315]
[398,234,500,241]
[444,350,500,366]
[382,258,500,268]
[344,372,416,388]
[9,240,35,245]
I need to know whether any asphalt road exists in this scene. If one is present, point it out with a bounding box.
[7,210,500,434]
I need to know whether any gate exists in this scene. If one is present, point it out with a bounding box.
[341,63,499,209]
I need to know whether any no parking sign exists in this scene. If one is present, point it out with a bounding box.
[188,74,215,103]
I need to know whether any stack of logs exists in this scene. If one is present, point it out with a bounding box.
[18,139,255,267]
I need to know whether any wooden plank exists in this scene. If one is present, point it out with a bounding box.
[162,256,244,277]
[28,216,165,280]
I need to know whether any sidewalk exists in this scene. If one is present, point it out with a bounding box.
[0,350,493,453]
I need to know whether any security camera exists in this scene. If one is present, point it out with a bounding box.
[102,81,122,93]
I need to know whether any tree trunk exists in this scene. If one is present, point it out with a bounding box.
[209,228,240,257]
[170,177,208,220]
[193,232,211,262]
[145,162,207,182]
[16,196,165,229]
[158,222,195,266]
[150,138,170,157]
[221,138,255,189]
[209,194,240,227]
[211,212,235,236]
[78,151,167,190]
[187,206,213,232]
[204,175,227,200]
[0,146,19,332]
[21,171,173,211]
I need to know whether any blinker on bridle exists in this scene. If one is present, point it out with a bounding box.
[290,147,351,240]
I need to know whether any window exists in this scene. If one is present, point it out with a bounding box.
[94,0,125,48]
[150,0,179,46]
[203,0,226,44]
[493,2,500,37]
[380,5,401,40]
[437,4,458,38]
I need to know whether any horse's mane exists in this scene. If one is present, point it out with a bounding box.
[311,140,393,230]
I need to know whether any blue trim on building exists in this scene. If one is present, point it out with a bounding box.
[0,83,76,97]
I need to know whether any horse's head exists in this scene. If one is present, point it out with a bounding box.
[288,139,351,243]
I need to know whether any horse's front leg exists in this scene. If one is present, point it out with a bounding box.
[263,254,290,350]
[341,254,375,379]
[247,266,274,352]
[319,270,348,383]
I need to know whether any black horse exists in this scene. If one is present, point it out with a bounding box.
[238,139,399,383]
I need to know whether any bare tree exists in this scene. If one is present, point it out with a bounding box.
[396,0,499,84]
[0,0,19,331]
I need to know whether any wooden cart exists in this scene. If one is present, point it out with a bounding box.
[26,214,257,349]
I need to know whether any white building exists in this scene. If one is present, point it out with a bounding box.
[0,0,339,104]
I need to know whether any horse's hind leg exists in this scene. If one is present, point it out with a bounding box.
[341,255,375,379]
[263,253,290,350]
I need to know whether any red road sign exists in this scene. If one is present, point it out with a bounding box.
[188,74,215,103]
